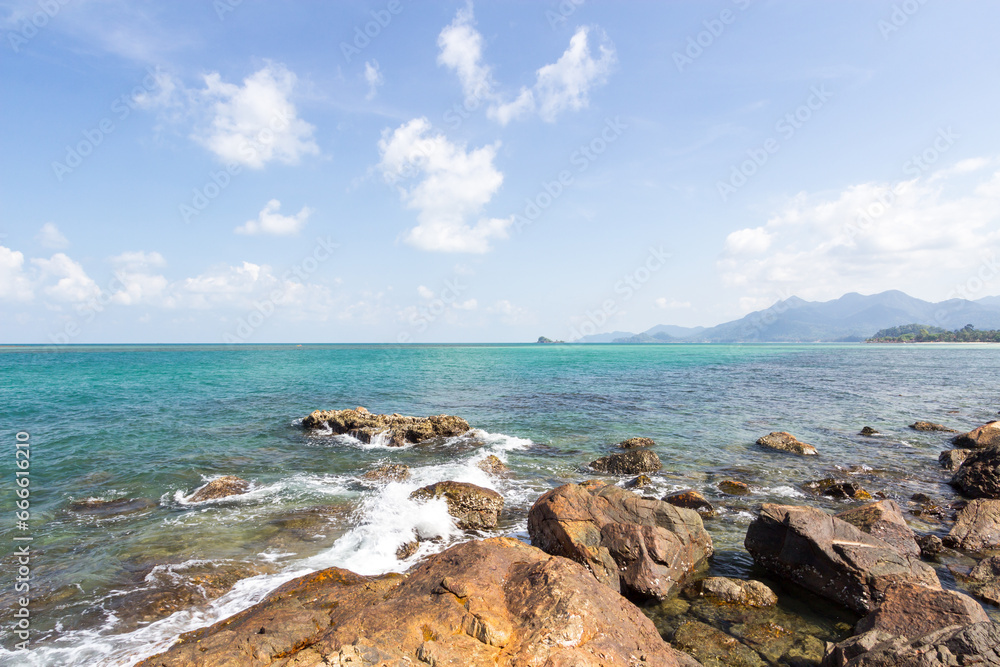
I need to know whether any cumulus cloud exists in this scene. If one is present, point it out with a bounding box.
[0,245,34,302]
[488,299,530,325]
[109,251,168,306]
[36,223,69,250]
[235,199,312,236]
[378,117,511,253]
[437,4,495,106]
[32,253,100,303]
[717,157,1000,308]
[364,60,384,100]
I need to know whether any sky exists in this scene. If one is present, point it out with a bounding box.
[2,0,1000,344]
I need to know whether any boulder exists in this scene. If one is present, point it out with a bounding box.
[836,500,920,558]
[688,577,778,608]
[967,555,1000,606]
[909,421,956,432]
[945,499,1000,551]
[136,537,700,667]
[939,449,971,472]
[853,583,988,638]
[718,479,752,495]
[361,463,411,482]
[410,481,503,530]
[589,449,662,475]
[618,436,656,448]
[951,444,1000,499]
[186,476,250,502]
[528,481,713,600]
[952,420,1000,449]
[756,432,818,456]
[915,534,944,558]
[302,407,471,446]
[744,504,940,614]
[860,427,880,436]
[476,455,509,475]
[804,478,873,501]
[624,474,652,489]
[821,622,1000,667]
[664,490,715,516]
[68,497,156,517]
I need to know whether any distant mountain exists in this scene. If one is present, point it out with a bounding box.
[572,291,1000,343]
[574,330,640,343]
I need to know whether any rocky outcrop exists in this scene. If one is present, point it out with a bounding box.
[939,448,971,472]
[664,490,715,516]
[744,504,940,614]
[860,427,879,436]
[836,500,920,558]
[186,476,250,502]
[822,622,1000,667]
[966,555,1000,606]
[136,537,700,667]
[302,406,471,446]
[476,455,509,475]
[68,497,156,517]
[361,463,411,482]
[410,481,503,530]
[951,444,1000,499]
[804,478,873,501]
[945,499,1000,551]
[618,437,656,448]
[909,421,956,432]
[589,449,662,475]
[756,432,819,455]
[853,583,988,638]
[528,481,713,600]
[687,577,778,608]
[952,420,1000,449]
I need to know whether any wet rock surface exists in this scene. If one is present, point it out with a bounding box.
[687,577,778,608]
[951,444,1000,499]
[822,621,1000,667]
[619,436,656,448]
[664,490,716,516]
[718,480,752,495]
[909,421,956,432]
[361,463,411,482]
[67,497,156,517]
[590,448,662,474]
[410,481,504,530]
[966,555,1000,606]
[859,427,879,436]
[186,475,251,502]
[952,420,1000,449]
[835,500,920,558]
[939,448,972,472]
[476,454,509,475]
[945,499,1000,551]
[804,478,873,501]
[756,432,819,456]
[302,406,471,446]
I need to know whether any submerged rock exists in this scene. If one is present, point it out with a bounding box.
[939,448,972,472]
[361,463,411,482]
[967,555,1000,606]
[909,421,956,432]
[822,622,1000,667]
[68,497,156,517]
[624,473,652,489]
[664,490,715,516]
[952,420,1000,449]
[687,577,778,608]
[835,500,920,558]
[136,537,698,667]
[951,444,1000,499]
[853,582,988,638]
[717,479,752,495]
[618,436,656,448]
[476,454,509,475]
[589,449,662,475]
[744,504,939,614]
[756,431,819,456]
[945,499,1000,551]
[395,541,419,560]
[410,481,503,530]
[671,619,767,667]
[302,406,471,446]
[528,481,713,600]
[186,475,250,502]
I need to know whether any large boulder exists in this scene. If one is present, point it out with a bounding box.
[186,476,250,502]
[952,420,1000,449]
[302,406,471,446]
[836,500,920,558]
[744,504,940,614]
[664,490,715,516]
[410,481,503,530]
[939,449,971,472]
[589,449,662,475]
[967,555,1000,605]
[945,499,1000,551]
[618,437,656,448]
[822,622,1000,667]
[853,583,988,638]
[136,537,700,667]
[756,431,818,455]
[951,444,1000,499]
[528,481,713,600]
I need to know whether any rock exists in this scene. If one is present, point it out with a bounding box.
[186,476,250,502]
[939,448,972,471]
[664,490,715,516]
[952,420,1000,449]
[835,500,920,558]
[744,504,940,614]
[689,577,778,608]
[476,455,509,475]
[618,436,656,448]
[804,478,873,501]
[756,431,819,456]
[860,426,880,436]
[528,481,713,600]
[967,555,1000,606]
[915,534,944,558]
[136,537,698,667]
[822,622,1000,667]
[909,421,956,432]
[395,541,419,560]
[67,497,156,517]
[671,620,767,667]
[718,479,752,495]
[624,474,652,489]
[410,481,503,530]
[361,464,411,482]
[589,449,662,475]
[854,582,988,638]
[951,444,1000,499]
[945,499,1000,551]
[302,407,471,446]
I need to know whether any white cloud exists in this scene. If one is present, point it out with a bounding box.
[454,298,477,310]
[718,158,1000,307]
[525,27,617,123]
[0,245,34,302]
[417,285,435,299]
[437,4,495,106]
[655,298,692,309]
[32,253,100,303]
[488,299,529,325]
[235,199,312,236]
[194,63,319,169]
[36,223,69,250]
[364,60,384,100]
[378,117,511,253]
[110,251,168,306]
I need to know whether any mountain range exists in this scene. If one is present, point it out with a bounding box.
[572,291,1000,343]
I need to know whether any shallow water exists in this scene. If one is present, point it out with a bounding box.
[1,343,998,665]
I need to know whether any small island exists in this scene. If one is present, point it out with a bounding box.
[536,336,565,344]
[866,323,1000,343]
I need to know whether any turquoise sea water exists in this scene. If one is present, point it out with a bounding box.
[1,343,998,665]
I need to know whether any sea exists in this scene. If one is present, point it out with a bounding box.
[1,343,998,666]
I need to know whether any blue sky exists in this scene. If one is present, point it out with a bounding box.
[2,0,1000,344]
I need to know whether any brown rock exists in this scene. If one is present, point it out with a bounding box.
[361,463,411,482]
[951,444,1000,499]
[967,555,1000,606]
[302,407,471,446]
[68,497,156,517]
[528,481,713,600]
[744,504,940,614]
[939,448,972,472]
[476,454,509,475]
[756,431,819,456]
[186,476,250,502]
[690,577,778,608]
[136,537,697,667]
[804,478,873,501]
[945,498,1000,551]
[664,490,715,516]
[836,500,920,558]
[915,534,944,558]
[410,481,503,530]
[909,421,956,432]
[718,479,752,495]
[854,582,988,638]
[822,622,1000,667]
[618,436,656,448]
[589,449,662,475]
[860,426,880,436]
[624,474,652,489]
[952,420,1000,449]
[395,541,419,560]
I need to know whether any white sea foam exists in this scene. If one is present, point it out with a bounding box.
[769,485,805,498]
